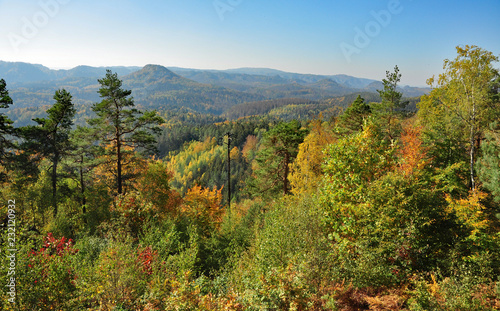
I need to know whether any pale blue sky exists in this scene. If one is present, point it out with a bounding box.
[0,0,499,86]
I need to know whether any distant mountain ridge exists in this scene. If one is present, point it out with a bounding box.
[0,60,428,94]
[168,67,378,89]
[0,61,141,84]
[0,61,429,119]
[122,65,264,114]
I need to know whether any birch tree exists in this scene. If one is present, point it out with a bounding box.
[419,45,499,191]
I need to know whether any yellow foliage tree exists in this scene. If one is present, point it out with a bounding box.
[445,190,489,240]
[182,185,224,235]
[289,118,335,195]
[230,146,240,160]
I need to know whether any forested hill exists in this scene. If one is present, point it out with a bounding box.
[121,65,264,114]
[0,61,140,83]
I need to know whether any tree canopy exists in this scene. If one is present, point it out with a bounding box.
[419,45,499,190]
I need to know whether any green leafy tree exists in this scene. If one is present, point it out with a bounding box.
[0,78,15,181]
[88,70,164,195]
[419,45,499,190]
[248,120,309,197]
[20,89,76,216]
[320,123,465,286]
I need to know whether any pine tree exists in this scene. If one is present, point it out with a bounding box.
[248,120,309,197]
[88,70,164,195]
[0,78,16,181]
[337,95,371,134]
[20,89,76,216]
[373,65,408,140]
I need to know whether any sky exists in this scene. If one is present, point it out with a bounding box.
[0,0,499,86]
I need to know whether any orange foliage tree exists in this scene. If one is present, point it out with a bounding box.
[241,135,258,161]
[397,122,428,176]
[134,159,182,217]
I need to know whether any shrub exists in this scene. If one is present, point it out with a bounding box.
[231,195,331,309]
[15,233,79,310]
[90,240,148,309]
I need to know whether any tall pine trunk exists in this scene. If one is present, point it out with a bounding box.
[117,138,123,195]
[80,155,86,214]
[52,155,58,216]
